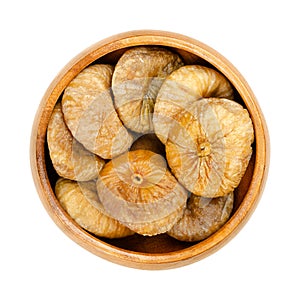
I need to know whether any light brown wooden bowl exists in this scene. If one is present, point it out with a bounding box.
[30,30,269,270]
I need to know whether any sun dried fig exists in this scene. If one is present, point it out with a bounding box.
[96,150,187,236]
[62,64,132,159]
[165,98,254,197]
[55,178,133,238]
[47,102,104,181]
[130,133,165,155]
[153,65,234,143]
[168,192,234,242]
[112,46,183,133]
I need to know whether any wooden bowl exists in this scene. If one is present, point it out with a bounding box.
[30,30,269,269]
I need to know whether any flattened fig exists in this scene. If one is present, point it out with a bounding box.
[62,64,132,159]
[165,98,254,197]
[112,47,183,133]
[154,65,234,143]
[168,192,234,242]
[96,150,187,236]
[47,102,104,181]
[55,178,133,238]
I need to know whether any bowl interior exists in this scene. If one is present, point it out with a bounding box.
[43,45,256,254]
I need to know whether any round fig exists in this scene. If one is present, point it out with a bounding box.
[55,178,133,238]
[112,46,183,133]
[165,98,254,197]
[47,102,104,181]
[168,192,234,242]
[154,65,234,143]
[62,64,132,159]
[96,150,187,236]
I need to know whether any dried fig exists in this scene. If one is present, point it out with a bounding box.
[168,192,234,242]
[130,133,165,155]
[96,150,187,236]
[165,98,254,197]
[112,46,183,133]
[153,65,234,143]
[62,64,132,159]
[55,178,133,238]
[47,102,104,181]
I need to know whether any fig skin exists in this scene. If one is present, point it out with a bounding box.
[168,192,234,242]
[153,65,234,144]
[112,46,183,133]
[47,102,104,181]
[55,178,133,239]
[165,98,254,198]
[130,133,165,155]
[96,150,188,236]
[62,64,132,159]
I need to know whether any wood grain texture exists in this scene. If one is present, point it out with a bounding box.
[30,30,269,270]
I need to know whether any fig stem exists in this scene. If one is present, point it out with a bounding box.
[197,142,211,157]
[132,173,143,185]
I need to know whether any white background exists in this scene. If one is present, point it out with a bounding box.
[1,0,299,299]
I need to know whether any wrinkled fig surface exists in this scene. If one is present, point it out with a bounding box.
[47,47,257,243]
[47,103,104,181]
[165,98,254,197]
[62,64,132,159]
[130,133,165,155]
[112,47,183,133]
[55,178,133,238]
[96,150,187,236]
[154,65,234,143]
[168,192,234,242]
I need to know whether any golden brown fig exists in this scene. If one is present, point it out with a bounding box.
[55,178,133,238]
[165,98,254,197]
[47,102,104,181]
[112,47,183,133]
[153,65,234,143]
[96,150,187,236]
[168,192,234,242]
[62,64,132,159]
[130,133,165,155]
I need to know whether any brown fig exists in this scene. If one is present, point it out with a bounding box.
[47,102,104,181]
[168,192,234,242]
[96,150,187,236]
[55,178,133,238]
[62,64,132,159]
[153,65,234,143]
[165,98,254,197]
[112,46,183,133]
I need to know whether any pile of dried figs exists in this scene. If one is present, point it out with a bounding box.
[47,46,254,242]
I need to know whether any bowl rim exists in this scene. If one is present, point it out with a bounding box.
[30,30,270,270]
